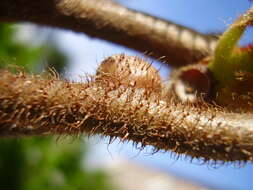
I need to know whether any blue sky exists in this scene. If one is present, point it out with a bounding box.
[56,1,253,189]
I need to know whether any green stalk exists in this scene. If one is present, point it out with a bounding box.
[231,48,253,73]
[208,7,253,87]
[208,21,245,86]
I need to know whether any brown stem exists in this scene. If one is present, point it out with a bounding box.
[0,0,217,67]
[1,70,253,162]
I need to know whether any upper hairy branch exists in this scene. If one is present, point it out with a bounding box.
[0,0,217,66]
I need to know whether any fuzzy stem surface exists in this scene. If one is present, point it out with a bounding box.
[0,70,253,162]
[0,0,217,67]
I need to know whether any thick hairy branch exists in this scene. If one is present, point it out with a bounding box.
[1,68,253,162]
[0,0,217,66]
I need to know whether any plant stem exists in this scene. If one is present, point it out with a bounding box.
[208,6,253,86]
[0,0,217,67]
[1,70,253,162]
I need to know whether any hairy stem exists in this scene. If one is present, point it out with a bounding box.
[1,70,253,162]
[0,0,217,66]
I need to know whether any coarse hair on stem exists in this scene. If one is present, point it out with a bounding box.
[1,54,253,163]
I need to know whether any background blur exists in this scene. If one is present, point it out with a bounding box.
[0,24,115,190]
[1,1,253,190]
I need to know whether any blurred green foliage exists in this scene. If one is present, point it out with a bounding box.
[0,24,41,70]
[0,24,115,190]
[0,138,114,190]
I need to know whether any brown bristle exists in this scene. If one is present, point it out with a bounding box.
[96,54,161,92]
[0,68,253,162]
